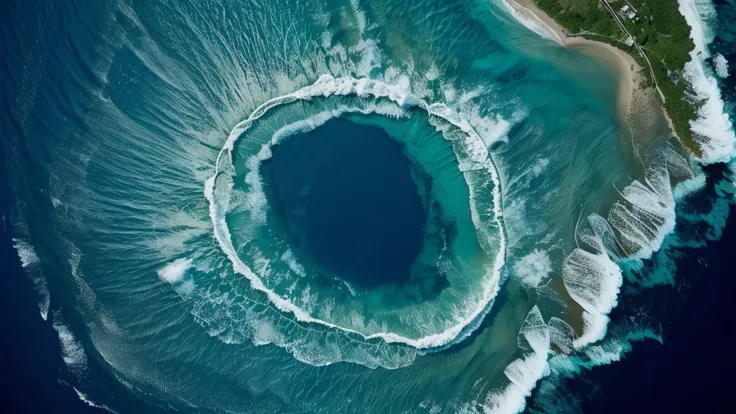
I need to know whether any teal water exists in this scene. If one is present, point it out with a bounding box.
[2,0,733,412]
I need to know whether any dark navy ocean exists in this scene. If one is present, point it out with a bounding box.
[2,0,735,413]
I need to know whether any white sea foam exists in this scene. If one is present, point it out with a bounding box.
[609,162,676,259]
[563,238,621,316]
[158,258,193,284]
[677,0,736,163]
[12,238,50,320]
[517,306,551,354]
[73,388,118,413]
[206,74,507,350]
[714,53,729,78]
[349,0,367,34]
[673,171,707,200]
[242,144,273,225]
[513,249,552,288]
[499,0,714,369]
[560,148,691,351]
[491,151,701,409]
[52,312,87,376]
[495,0,563,44]
[13,238,39,268]
[573,311,610,350]
[350,39,381,77]
[531,158,550,176]
[425,64,440,81]
[561,213,623,350]
[547,317,575,354]
[478,115,513,147]
[483,306,550,414]
[280,249,306,278]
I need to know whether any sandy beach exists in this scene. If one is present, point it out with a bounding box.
[506,0,681,155]
[566,38,639,118]
[506,0,640,119]
[504,0,669,337]
[506,0,567,45]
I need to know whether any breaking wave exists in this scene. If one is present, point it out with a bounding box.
[2,0,735,412]
[12,238,50,320]
[678,0,736,163]
[206,75,506,350]
[714,53,729,78]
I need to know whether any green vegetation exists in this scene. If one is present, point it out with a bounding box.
[535,0,622,34]
[533,0,700,155]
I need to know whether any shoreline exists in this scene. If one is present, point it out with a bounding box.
[566,37,638,119]
[506,0,639,119]
[504,0,673,338]
[503,0,687,142]
[506,0,687,155]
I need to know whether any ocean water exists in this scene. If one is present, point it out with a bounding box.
[262,116,427,288]
[1,0,735,413]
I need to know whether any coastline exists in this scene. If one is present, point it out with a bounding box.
[504,0,673,338]
[505,0,664,131]
[566,37,637,119]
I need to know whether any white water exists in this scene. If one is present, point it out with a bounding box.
[472,3,721,410]
[13,238,40,268]
[52,311,87,377]
[12,238,50,320]
[158,258,193,284]
[714,53,729,78]
[25,0,529,376]
[206,74,507,350]
[513,249,552,288]
[481,146,698,413]
[73,388,118,414]
[473,306,551,414]
[8,0,725,411]
[678,0,736,163]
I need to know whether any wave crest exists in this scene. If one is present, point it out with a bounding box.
[205,75,507,361]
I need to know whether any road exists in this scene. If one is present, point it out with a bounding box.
[600,0,666,102]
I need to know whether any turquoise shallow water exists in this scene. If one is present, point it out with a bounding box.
[2,0,735,412]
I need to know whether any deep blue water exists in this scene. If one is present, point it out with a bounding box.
[3,169,736,413]
[582,202,736,413]
[1,0,735,412]
[574,4,736,411]
[263,118,426,288]
[521,163,736,413]
[0,160,126,413]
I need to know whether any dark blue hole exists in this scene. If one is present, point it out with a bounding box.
[264,117,426,288]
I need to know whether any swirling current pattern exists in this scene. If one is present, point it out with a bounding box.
[2,0,735,413]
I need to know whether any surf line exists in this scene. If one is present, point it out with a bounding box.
[205,74,507,350]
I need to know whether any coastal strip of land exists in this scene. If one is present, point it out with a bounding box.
[505,0,683,145]
[505,0,699,155]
